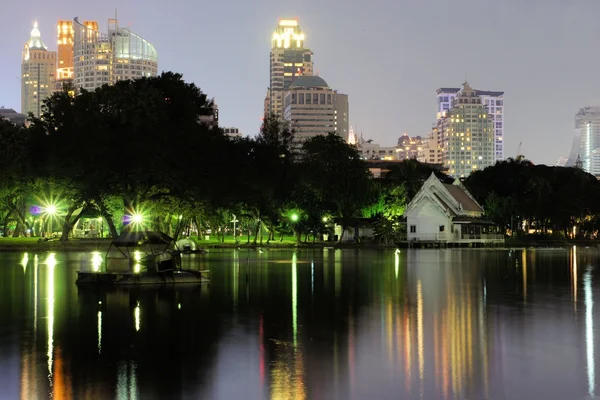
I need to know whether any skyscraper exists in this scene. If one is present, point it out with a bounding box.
[572,106,600,175]
[282,76,348,143]
[439,82,495,178]
[265,19,313,119]
[73,17,157,91]
[56,20,75,90]
[437,86,504,162]
[21,21,56,118]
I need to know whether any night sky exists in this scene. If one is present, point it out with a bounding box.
[2,0,600,165]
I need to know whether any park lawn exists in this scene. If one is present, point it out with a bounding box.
[0,237,42,244]
[190,235,309,246]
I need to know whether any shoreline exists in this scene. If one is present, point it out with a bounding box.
[0,238,596,252]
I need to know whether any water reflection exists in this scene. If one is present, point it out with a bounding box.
[585,267,595,396]
[2,248,600,399]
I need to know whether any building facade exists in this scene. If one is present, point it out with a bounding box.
[56,20,76,90]
[404,173,503,245]
[0,108,27,125]
[567,107,600,174]
[439,82,495,178]
[21,21,56,118]
[437,86,504,162]
[73,17,157,91]
[265,19,313,119]
[282,76,348,143]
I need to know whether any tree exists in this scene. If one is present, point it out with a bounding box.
[300,133,375,243]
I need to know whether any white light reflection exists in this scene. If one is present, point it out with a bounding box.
[91,251,103,272]
[34,255,38,334]
[116,361,138,400]
[97,310,102,355]
[417,280,424,396]
[134,302,140,332]
[311,260,314,295]
[573,246,578,311]
[46,253,57,383]
[585,268,595,396]
[133,251,142,274]
[292,253,298,346]
[395,252,399,279]
[21,253,29,273]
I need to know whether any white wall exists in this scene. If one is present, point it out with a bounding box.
[406,197,451,241]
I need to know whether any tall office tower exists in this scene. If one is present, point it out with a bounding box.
[21,21,56,118]
[573,107,600,175]
[265,18,313,119]
[437,86,504,162]
[73,17,157,91]
[56,20,75,89]
[283,76,348,144]
[439,82,495,178]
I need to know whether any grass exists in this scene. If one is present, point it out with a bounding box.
[0,237,44,244]
[189,234,320,246]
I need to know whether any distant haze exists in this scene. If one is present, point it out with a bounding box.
[3,0,600,165]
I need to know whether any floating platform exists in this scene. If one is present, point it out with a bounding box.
[76,269,210,286]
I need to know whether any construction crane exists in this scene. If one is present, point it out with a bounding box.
[516,141,524,161]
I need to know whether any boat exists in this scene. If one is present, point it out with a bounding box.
[76,230,210,286]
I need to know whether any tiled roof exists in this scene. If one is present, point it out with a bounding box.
[443,184,483,212]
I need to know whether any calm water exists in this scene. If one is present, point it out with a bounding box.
[0,247,598,399]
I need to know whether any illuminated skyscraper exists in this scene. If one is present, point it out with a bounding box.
[73,17,157,91]
[21,21,56,118]
[265,18,313,119]
[56,20,75,89]
[437,86,504,162]
[440,82,495,178]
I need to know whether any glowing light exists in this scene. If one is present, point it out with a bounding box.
[131,214,143,223]
[290,213,299,222]
[133,264,141,274]
[45,204,57,215]
[46,253,56,382]
[292,253,298,346]
[395,252,399,279]
[322,217,328,222]
[21,253,29,273]
[178,303,181,310]
[134,303,141,332]
[417,281,424,391]
[91,251,102,272]
[585,268,595,396]
[97,310,102,354]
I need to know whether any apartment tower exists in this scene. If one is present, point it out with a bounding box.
[437,86,504,162]
[21,21,56,118]
[440,82,495,178]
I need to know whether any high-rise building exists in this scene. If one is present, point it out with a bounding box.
[21,21,56,118]
[73,17,157,91]
[439,82,495,178]
[265,19,313,119]
[56,20,75,89]
[437,86,504,162]
[282,76,348,144]
[573,107,600,175]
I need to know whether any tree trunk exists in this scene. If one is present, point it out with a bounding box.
[337,226,346,244]
[60,203,87,243]
[96,197,119,238]
[253,220,261,245]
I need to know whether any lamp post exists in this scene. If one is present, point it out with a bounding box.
[231,214,239,243]
[46,204,57,238]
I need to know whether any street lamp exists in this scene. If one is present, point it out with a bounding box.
[231,214,239,242]
[291,213,299,222]
[45,204,57,238]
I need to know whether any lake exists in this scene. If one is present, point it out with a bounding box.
[0,247,597,399]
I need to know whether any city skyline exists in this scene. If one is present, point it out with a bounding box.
[3,1,600,166]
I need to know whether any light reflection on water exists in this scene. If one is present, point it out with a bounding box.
[1,248,600,399]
